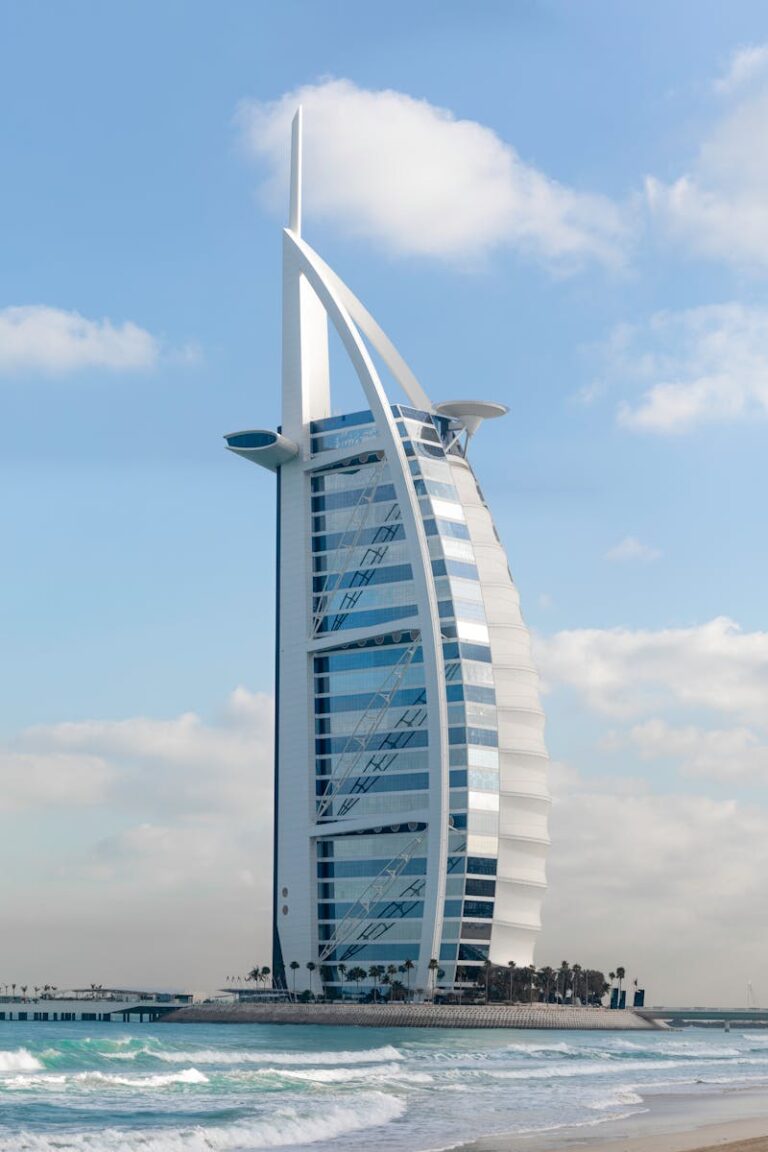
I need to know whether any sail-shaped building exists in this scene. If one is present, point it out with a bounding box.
[226,111,550,998]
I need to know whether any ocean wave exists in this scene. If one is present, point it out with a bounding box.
[588,1087,645,1110]
[147,1044,403,1067]
[483,1057,702,1081]
[253,1062,432,1085]
[0,1049,44,1073]
[601,1039,758,1061]
[0,1090,406,1150]
[4,1069,209,1091]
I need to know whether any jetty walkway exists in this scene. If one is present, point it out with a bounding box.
[162,1002,663,1029]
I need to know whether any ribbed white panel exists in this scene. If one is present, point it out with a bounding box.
[498,837,548,883]
[448,460,550,968]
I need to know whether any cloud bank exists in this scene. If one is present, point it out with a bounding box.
[594,304,768,433]
[647,45,768,269]
[239,79,627,269]
[0,689,274,989]
[537,615,768,723]
[0,305,166,376]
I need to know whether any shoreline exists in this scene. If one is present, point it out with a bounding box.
[453,1084,768,1152]
[162,1002,663,1030]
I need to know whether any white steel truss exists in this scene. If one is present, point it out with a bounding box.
[315,634,422,821]
[310,454,392,637]
[317,830,426,964]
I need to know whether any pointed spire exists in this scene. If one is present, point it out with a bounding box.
[289,106,303,236]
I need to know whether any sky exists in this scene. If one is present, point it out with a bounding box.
[1,0,768,1005]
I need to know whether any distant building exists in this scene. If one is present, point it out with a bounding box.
[227,110,550,998]
[0,988,192,1023]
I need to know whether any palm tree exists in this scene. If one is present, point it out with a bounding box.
[289,960,300,1000]
[349,966,366,998]
[558,961,570,1004]
[427,957,439,1000]
[572,963,582,1005]
[261,966,271,989]
[368,965,385,1001]
[507,960,516,1004]
[528,965,537,1004]
[402,959,415,1003]
[608,971,616,1005]
[482,958,492,1003]
[616,966,626,1004]
[306,961,317,998]
[337,963,347,1001]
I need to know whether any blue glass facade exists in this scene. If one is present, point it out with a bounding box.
[309,406,500,990]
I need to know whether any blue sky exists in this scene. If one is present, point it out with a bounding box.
[2,1,768,1001]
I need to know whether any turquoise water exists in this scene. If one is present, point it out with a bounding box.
[2,1022,768,1150]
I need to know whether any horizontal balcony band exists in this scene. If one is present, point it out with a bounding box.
[497,741,548,756]
[303,440,385,472]
[491,916,542,932]
[310,810,430,838]
[497,749,549,763]
[496,875,548,891]
[499,789,552,803]
[307,618,423,652]
[497,831,551,847]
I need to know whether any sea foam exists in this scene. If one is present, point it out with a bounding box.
[147,1044,403,1066]
[0,1049,44,1073]
[0,1090,405,1150]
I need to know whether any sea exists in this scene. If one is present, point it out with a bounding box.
[2,1021,768,1151]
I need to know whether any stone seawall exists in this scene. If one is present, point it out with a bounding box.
[161,1003,663,1030]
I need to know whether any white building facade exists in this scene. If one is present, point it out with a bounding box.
[227,112,550,998]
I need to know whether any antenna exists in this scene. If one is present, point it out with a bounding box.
[289,106,303,236]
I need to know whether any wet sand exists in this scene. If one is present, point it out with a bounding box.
[456,1085,768,1152]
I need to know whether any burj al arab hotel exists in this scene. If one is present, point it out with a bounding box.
[226,111,550,999]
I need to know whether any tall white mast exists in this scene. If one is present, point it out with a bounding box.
[282,105,330,438]
[289,107,302,237]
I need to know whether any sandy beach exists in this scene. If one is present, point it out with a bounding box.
[458,1086,768,1152]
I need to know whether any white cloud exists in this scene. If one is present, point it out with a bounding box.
[605,536,661,563]
[0,688,274,988]
[599,304,768,432]
[646,65,768,268]
[536,616,768,722]
[715,43,768,95]
[542,768,768,1003]
[0,305,191,376]
[0,752,113,812]
[238,79,627,269]
[623,719,768,783]
[24,688,274,815]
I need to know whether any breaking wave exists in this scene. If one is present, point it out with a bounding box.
[0,1049,43,1073]
[146,1044,403,1067]
[4,1069,209,1091]
[0,1090,406,1150]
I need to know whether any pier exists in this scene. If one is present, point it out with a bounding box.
[638,1007,768,1029]
[0,988,192,1024]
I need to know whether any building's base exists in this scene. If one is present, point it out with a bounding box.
[161,1003,665,1029]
